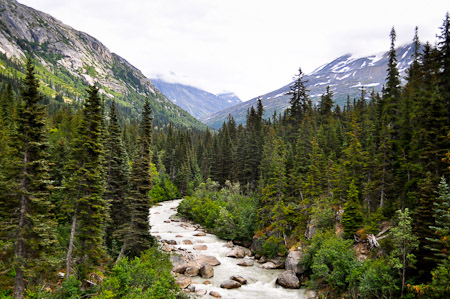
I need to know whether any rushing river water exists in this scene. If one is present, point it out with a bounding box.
[150,199,307,299]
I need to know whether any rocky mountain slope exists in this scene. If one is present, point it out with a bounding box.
[151,78,241,119]
[0,0,204,129]
[202,44,414,129]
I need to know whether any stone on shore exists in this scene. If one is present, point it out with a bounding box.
[175,276,192,289]
[285,250,305,274]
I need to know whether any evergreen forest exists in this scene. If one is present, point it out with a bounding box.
[1,12,450,299]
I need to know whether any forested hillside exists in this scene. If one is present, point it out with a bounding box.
[0,6,450,299]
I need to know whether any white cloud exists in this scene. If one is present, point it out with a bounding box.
[18,0,450,101]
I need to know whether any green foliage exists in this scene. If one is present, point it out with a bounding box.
[178,180,257,242]
[308,233,358,291]
[341,180,363,239]
[262,235,287,258]
[97,248,186,299]
[389,208,419,296]
[348,258,398,298]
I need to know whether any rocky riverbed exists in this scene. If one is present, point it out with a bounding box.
[150,199,317,299]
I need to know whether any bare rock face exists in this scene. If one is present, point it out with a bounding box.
[220,280,241,289]
[285,250,305,274]
[275,270,300,289]
[226,247,246,258]
[194,255,221,267]
[175,276,192,289]
[230,275,247,285]
[199,264,214,278]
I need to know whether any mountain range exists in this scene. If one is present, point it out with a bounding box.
[0,0,205,130]
[201,44,415,129]
[151,78,241,120]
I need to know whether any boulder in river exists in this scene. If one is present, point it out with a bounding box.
[210,291,222,298]
[285,250,305,274]
[268,257,285,269]
[237,260,254,267]
[172,263,187,274]
[175,276,192,289]
[199,264,214,278]
[194,232,206,236]
[260,261,277,269]
[226,247,245,258]
[184,261,201,277]
[220,279,241,289]
[275,270,300,289]
[195,289,207,295]
[194,255,221,266]
[193,244,207,250]
[230,275,247,285]
[182,239,193,245]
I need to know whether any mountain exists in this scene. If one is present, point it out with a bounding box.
[0,0,205,130]
[202,44,415,129]
[151,78,241,119]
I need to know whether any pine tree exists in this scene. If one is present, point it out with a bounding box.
[0,59,56,298]
[124,98,155,257]
[65,85,106,279]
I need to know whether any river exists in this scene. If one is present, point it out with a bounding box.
[150,199,307,299]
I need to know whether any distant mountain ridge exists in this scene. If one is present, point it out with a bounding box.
[202,44,415,129]
[151,78,241,120]
[0,0,205,129]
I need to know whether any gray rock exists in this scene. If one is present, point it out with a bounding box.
[275,270,300,289]
[285,250,305,274]
[230,275,247,285]
[184,261,200,277]
[175,276,192,289]
[237,260,254,267]
[194,255,221,266]
[210,291,222,298]
[226,247,246,258]
[199,264,214,278]
[220,279,241,289]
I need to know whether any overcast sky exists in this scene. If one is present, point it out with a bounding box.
[18,0,450,101]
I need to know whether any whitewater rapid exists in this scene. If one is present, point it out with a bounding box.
[150,199,307,299]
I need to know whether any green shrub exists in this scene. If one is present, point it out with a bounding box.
[97,248,186,299]
[348,258,398,298]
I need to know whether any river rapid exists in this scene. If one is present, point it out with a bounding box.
[150,199,307,299]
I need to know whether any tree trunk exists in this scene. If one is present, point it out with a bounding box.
[66,203,79,278]
[116,240,127,264]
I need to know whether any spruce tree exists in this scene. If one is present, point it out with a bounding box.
[0,59,56,299]
[104,101,130,257]
[341,180,363,239]
[65,85,106,279]
[427,177,450,264]
[124,98,155,257]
